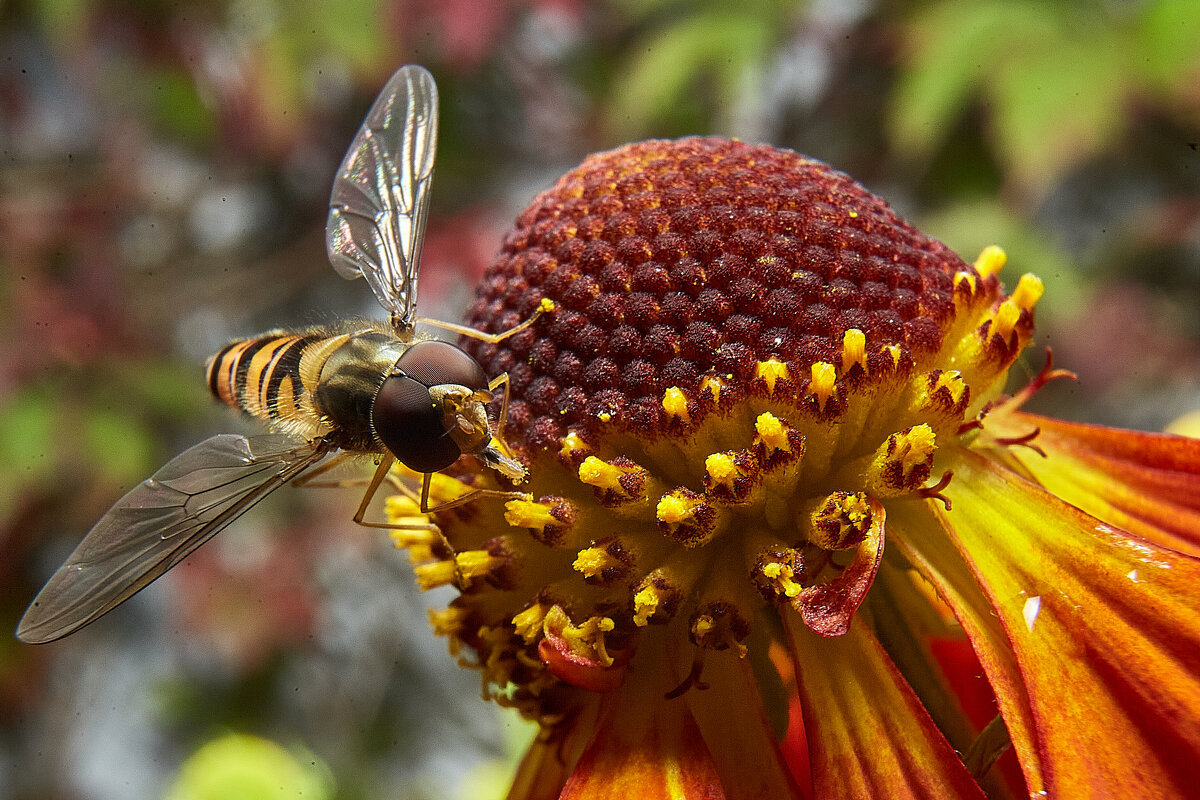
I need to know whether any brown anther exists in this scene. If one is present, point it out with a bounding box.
[918,470,955,510]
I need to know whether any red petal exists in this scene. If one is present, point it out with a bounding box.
[784,613,988,799]
[932,447,1200,796]
[794,496,885,636]
[1008,412,1200,554]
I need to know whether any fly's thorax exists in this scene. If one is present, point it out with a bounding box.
[311,330,408,452]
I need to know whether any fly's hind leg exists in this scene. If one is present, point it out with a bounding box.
[415,298,555,344]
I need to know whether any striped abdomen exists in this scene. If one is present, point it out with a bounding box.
[205,327,405,451]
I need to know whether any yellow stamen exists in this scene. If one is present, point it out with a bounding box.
[543,606,615,667]
[755,358,790,393]
[388,528,437,550]
[760,561,803,598]
[573,546,622,580]
[657,489,702,525]
[662,386,691,422]
[428,472,470,505]
[867,424,938,496]
[656,488,718,547]
[456,549,501,582]
[1012,273,1044,311]
[991,299,1022,340]
[808,491,873,550]
[953,270,977,294]
[633,584,663,626]
[754,412,792,455]
[704,452,742,493]
[511,603,550,644]
[809,361,837,411]
[841,328,868,374]
[428,606,469,638]
[914,370,969,416]
[414,560,458,591]
[559,431,589,459]
[504,497,557,530]
[578,455,645,500]
[700,374,728,402]
[974,245,1007,277]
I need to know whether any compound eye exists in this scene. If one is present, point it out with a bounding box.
[372,374,461,473]
[394,340,488,391]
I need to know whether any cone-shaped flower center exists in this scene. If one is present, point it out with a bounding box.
[389,137,1041,728]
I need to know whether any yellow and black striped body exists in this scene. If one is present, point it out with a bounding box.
[205,325,407,454]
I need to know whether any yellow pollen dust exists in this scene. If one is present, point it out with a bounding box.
[701,374,729,402]
[883,344,902,368]
[559,431,589,459]
[755,357,791,393]
[974,245,1007,277]
[573,546,621,579]
[809,361,837,410]
[662,386,691,422]
[754,412,792,454]
[761,562,803,598]
[633,584,664,626]
[841,328,868,373]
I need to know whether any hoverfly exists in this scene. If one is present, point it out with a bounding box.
[17,65,547,644]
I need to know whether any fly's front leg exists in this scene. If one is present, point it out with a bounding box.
[418,473,531,514]
[415,298,555,344]
[349,455,439,533]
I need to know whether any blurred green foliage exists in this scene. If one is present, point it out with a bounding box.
[164,733,335,800]
[890,0,1200,199]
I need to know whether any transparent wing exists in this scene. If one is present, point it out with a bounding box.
[326,64,439,329]
[17,433,329,644]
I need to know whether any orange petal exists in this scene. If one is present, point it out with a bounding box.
[1007,411,1200,555]
[933,447,1200,796]
[784,613,988,799]
[558,684,726,800]
[887,501,1044,795]
[680,647,808,800]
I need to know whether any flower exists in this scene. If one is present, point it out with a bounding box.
[389,138,1200,799]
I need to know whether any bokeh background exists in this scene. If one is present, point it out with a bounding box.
[2,1,1198,798]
